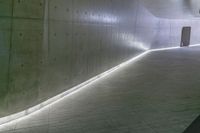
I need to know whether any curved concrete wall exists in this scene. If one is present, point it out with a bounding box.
[0,0,199,118]
[0,0,158,117]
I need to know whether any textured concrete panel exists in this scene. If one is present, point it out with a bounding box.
[0,0,158,118]
[0,18,11,116]
[13,0,45,18]
[7,18,44,115]
[0,0,12,17]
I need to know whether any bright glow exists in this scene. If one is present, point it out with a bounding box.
[150,44,200,52]
[89,13,118,24]
[134,40,150,51]
[150,46,181,52]
[118,33,150,50]
[0,51,149,127]
[1,43,200,127]
[189,43,200,47]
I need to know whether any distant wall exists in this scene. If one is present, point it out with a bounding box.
[152,18,200,48]
[0,0,158,117]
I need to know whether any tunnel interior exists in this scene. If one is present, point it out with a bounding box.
[0,0,200,132]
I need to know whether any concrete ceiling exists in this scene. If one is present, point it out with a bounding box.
[140,0,200,19]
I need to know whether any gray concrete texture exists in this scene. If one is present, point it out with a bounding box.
[141,0,200,19]
[0,0,200,118]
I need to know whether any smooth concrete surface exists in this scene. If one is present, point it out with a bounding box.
[141,0,200,19]
[0,46,200,133]
[0,0,158,117]
[1,0,200,126]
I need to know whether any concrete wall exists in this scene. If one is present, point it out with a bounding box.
[0,0,158,117]
[1,0,200,118]
[152,18,200,48]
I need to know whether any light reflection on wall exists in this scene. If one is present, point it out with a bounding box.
[80,11,149,50]
[118,33,150,51]
[84,13,119,24]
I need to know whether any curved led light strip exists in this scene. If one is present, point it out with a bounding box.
[150,43,200,52]
[0,44,200,127]
[0,51,150,127]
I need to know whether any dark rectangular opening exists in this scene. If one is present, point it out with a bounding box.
[180,27,191,47]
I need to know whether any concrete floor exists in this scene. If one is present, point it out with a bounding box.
[0,46,200,133]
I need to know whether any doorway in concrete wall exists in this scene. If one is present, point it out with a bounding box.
[180,27,191,47]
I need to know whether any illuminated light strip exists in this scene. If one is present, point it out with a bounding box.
[1,43,200,127]
[150,44,200,52]
[150,46,181,52]
[0,51,150,127]
[189,43,200,47]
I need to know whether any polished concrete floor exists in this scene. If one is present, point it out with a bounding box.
[0,46,200,133]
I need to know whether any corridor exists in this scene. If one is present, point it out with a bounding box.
[0,46,200,133]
